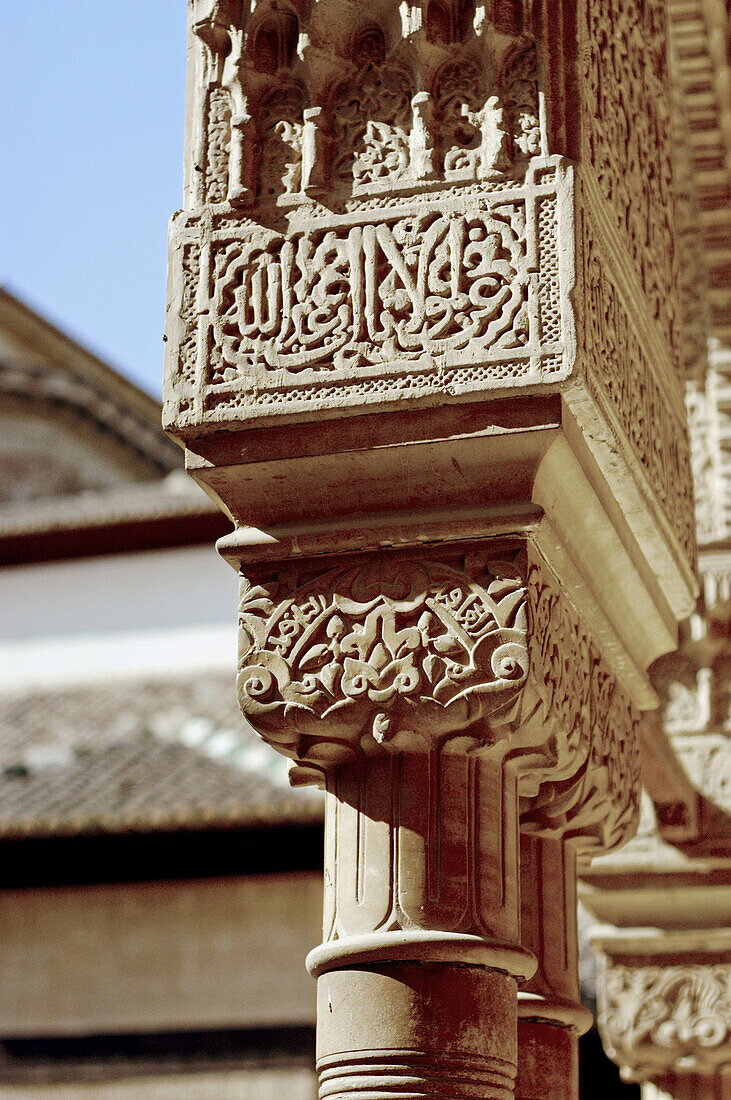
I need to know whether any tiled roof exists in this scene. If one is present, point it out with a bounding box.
[0,472,219,539]
[0,673,323,838]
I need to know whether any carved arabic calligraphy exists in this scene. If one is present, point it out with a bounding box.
[213,207,530,376]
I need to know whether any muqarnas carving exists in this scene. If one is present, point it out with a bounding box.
[190,0,543,206]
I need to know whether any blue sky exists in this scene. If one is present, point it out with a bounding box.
[1,2,187,396]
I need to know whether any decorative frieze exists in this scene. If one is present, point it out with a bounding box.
[168,160,574,423]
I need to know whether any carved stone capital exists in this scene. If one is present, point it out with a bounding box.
[237,550,529,764]
[235,543,642,976]
[598,959,731,1084]
[518,551,642,855]
[236,545,641,852]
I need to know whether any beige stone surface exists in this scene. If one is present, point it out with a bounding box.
[163,2,702,1096]
[0,875,320,1037]
[0,1069,316,1100]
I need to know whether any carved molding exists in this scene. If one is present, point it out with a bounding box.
[599,962,731,1082]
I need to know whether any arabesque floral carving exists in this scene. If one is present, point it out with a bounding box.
[518,554,641,854]
[235,548,641,853]
[599,963,731,1080]
[581,0,681,369]
[237,554,529,760]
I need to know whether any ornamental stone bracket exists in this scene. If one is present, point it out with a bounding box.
[591,932,731,1100]
[163,1,699,1097]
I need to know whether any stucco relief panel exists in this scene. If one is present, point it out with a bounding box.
[580,0,682,375]
[167,161,573,423]
[580,205,695,562]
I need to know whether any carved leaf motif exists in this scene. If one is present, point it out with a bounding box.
[237,556,529,758]
[331,63,413,188]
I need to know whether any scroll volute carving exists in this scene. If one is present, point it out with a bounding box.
[517,553,642,856]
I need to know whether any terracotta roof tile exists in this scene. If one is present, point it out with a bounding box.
[0,674,323,838]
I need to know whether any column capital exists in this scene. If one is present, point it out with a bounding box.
[236,541,642,852]
[237,548,530,764]
[592,935,731,1087]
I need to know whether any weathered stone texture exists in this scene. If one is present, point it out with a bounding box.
[164,3,701,1097]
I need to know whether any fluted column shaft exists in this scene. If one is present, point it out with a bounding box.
[309,752,534,1099]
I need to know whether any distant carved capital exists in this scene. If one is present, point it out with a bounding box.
[599,962,731,1082]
